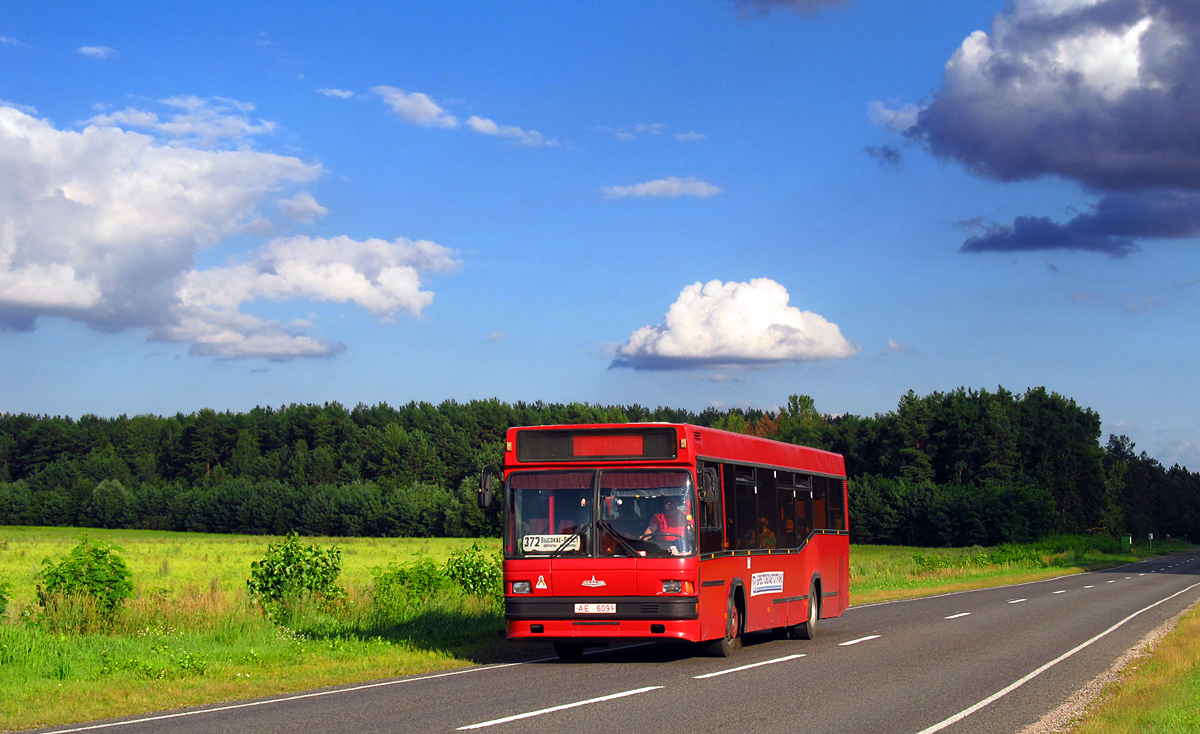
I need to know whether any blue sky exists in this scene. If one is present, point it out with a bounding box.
[2,0,1198,467]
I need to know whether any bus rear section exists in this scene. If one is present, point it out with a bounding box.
[487,423,849,659]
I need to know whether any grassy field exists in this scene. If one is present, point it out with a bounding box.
[0,527,1188,731]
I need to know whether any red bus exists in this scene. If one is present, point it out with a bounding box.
[480,423,849,659]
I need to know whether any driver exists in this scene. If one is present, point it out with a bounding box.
[640,496,690,555]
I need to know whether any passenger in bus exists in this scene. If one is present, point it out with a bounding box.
[759,517,777,549]
[640,496,691,555]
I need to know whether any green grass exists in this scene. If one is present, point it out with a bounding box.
[1070,602,1200,733]
[0,527,1190,731]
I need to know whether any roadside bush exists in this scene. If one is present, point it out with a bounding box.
[246,532,345,608]
[445,543,502,601]
[37,536,133,623]
[372,558,452,607]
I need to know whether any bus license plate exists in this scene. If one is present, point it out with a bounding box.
[575,603,616,614]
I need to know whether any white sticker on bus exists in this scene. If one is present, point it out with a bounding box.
[522,535,581,554]
[750,571,784,596]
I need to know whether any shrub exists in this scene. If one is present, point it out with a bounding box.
[445,543,502,600]
[0,577,9,617]
[37,536,134,621]
[372,557,451,606]
[246,532,346,607]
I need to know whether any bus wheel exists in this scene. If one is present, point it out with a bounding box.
[554,642,586,660]
[790,583,819,640]
[706,599,742,657]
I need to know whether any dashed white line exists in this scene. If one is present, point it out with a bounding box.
[1008,599,1027,604]
[457,686,664,729]
[839,635,882,646]
[1107,580,1117,583]
[945,612,971,619]
[912,581,1200,734]
[1084,585,1095,588]
[1053,590,1067,594]
[1125,577,1132,579]
[693,653,806,679]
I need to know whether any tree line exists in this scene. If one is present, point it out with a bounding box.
[0,388,1196,546]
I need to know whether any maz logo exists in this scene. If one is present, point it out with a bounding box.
[581,575,606,588]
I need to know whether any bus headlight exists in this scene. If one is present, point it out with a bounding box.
[512,580,532,594]
[662,580,682,594]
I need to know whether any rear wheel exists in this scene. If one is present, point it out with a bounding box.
[554,642,586,660]
[705,599,742,657]
[790,583,819,640]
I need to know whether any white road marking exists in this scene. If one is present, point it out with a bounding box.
[945,612,971,619]
[1125,577,1132,579]
[839,635,882,646]
[1140,574,1146,576]
[911,581,1200,734]
[1107,580,1117,583]
[41,661,531,734]
[1084,585,1095,588]
[1053,590,1067,594]
[457,686,664,729]
[693,653,806,679]
[1008,599,1026,604]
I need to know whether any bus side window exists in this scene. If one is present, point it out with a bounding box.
[795,473,814,539]
[756,468,778,549]
[827,476,846,531]
[812,476,829,531]
[722,463,737,550]
[734,465,758,550]
[698,461,724,554]
[777,472,797,548]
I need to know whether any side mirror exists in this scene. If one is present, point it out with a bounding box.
[697,467,719,504]
[478,470,495,509]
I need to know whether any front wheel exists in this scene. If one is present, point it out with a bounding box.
[790,583,819,640]
[705,599,742,657]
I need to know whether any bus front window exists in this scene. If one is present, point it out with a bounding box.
[599,470,696,558]
[507,471,594,557]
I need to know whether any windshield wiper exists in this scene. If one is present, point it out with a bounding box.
[597,520,644,558]
[548,522,592,558]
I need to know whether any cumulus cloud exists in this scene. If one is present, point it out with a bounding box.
[676,131,707,142]
[899,0,1200,256]
[0,102,457,358]
[317,88,354,99]
[884,339,918,355]
[370,86,458,128]
[277,192,328,223]
[602,176,723,198]
[466,115,554,146]
[867,101,919,133]
[734,0,847,17]
[865,145,903,167]
[1,37,30,49]
[602,123,664,141]
[611,278,858,370]
[78,46,117,60]
[87,96,276,149]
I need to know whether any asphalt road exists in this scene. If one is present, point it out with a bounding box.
[32,551,1200,734]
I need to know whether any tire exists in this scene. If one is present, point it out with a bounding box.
[554,642,586,660]
[790,583,819,640]
[705,598,742,657]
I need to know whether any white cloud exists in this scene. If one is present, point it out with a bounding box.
[87,96,276,148]
[602,176,723,198]
[0,102,458,359]
[487,330,507,341]
[867,101,920,133]
[277,192,328,223]
[1,37,30,49]
[466,115,554,146]
[612,278,858,369]
[317,88,354,99]
[1158,439,1200,470]
[370,86,458,128]
[78,46,117,60]
[605,123,664,141]
[884,339,918,355]
[676,131,707,142]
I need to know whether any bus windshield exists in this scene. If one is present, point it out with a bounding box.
[505,469,696,558]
